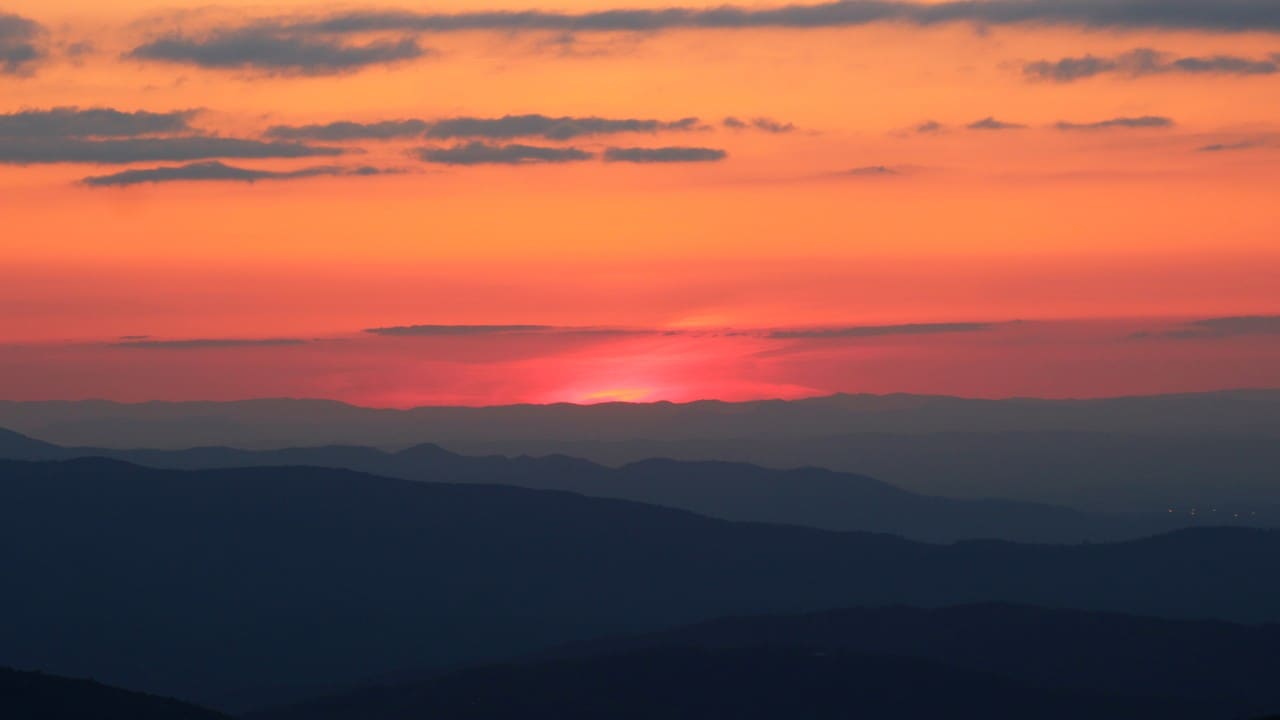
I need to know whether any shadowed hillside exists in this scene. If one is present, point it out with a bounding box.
[249,646,1227,720]
[2,458,1279,711]
[0,428,1268,543]
[0,667,227,720]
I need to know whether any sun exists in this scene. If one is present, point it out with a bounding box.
[576,386,656,404]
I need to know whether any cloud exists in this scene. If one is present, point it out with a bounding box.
[915,120,943,133]
[1025,48,1280,82]
[365,324,556,336]
[968,117,1025,131]
[1133,315,1280,340]
[768,322,996,339]
[0,137,344,164]
[603,146,727,163]
[82,161,393,186]
[265,119,431,141]
[128,30,428,74]
[0,12,43,74]
[1197,139,1268,152]
[417,142,594,165]
[1055,116,1174,131]
[245,2,1280,36]
[0,107,196,139]
[723,116,795,133]
[844,165,899,176]
[113,338,309,349]
[426,114,703,141]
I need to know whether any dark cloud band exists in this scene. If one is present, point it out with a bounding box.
[1133,316,1280,340]
[0,137,344,164]
[603,146,726,163]
[417,142,594,165]
[82,161,391,186]
[1025,48,1280,82]
[365,325,557,336]
[266,119,432,141]
[767,322,996,339]
[1055,116,1174,131]
[723,116,795,133]
[266,114,706,142]
[113,338,309,349]
[0,12,43,74]
[968,117,1026,131]
[0,107,196,139]
[129,30,427,74]
[257,2,1280,35]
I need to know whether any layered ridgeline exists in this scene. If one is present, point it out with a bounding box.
[253,604,1280,720]
[0,667,227,720]
[3,390,1279,512]
[2,458,1279,712]
[0,427,1271,544]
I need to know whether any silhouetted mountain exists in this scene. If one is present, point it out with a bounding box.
[0,429,1266,543]
[2,390,1276,450]
[4,391,1278,513]
[474,431,1280,512]
[0,666,227,720]
[549,604,1280,716]
[250,646,1226,720]
[2,458,1279,711]
[0,427,63,460]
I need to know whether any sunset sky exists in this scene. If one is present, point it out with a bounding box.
[2,0,1278,405]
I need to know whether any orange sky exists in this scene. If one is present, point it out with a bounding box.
[1,1,1278,403]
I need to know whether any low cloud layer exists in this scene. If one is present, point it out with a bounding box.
[129,30,427,74]
[0,12,42,74]
[768,322,996,339]
[1197,139,1269,152]
[603,146,727,163]
[723,116,795,133]
[968,117,1026,131]
[845,165,899,177]
[417,142,594,165]
[1055,116,1174,131]
[426,115,703,141]
[1134,316,1280,340]
[266,114,705,142]
[0,107,196,138]
[82,161,390,186]
[1025,48,1280,82]
[0,137,344,164]
[113,338,309,349]
[233,2,1280,37]
[266,119,432,141]
[365,324,556,336]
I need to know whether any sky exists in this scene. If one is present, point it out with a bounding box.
[2,0,1278,405]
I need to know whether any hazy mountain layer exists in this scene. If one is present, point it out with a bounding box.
[3,458,1279,711]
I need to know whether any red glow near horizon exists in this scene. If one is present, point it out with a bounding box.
[1,319,1278,407]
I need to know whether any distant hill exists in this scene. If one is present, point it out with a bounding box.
[0,428,1267,543]
[2,390,1276,450]
[4,391,1278,512]
[249,646,1226,720]
[454,430,1280,512]
[2,458,1279,711]
[0,666,227,720]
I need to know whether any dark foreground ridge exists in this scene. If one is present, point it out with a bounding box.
[0,666,228,720]
[2,458,1279,711]
[249,646,1227,720]
[551,604,1280,715]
